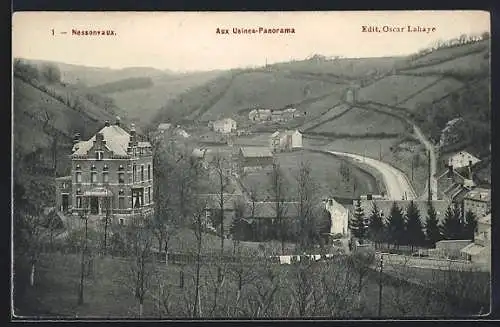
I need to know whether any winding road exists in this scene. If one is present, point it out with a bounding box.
[314,149,418,201]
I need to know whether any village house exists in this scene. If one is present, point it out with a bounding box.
[460,213,490,270]
[439,118,464,147]
[199,193,242,237]
[212,118,237,134]
[436,154,478,202]
[269,130,303,152]
[248,109,272,122]
[447,151,481,169]
[55,118,154,226]
[463,187,491,218]
[323,198,349,236]
[238,147,274,174]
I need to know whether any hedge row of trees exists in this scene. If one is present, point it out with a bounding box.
[350,200,478,250]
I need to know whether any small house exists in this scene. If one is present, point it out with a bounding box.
[213,118,237,134]
[269,130,303,152]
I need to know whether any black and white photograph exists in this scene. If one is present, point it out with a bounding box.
[12,11,491,319]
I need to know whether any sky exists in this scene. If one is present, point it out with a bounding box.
[12,11,490,72]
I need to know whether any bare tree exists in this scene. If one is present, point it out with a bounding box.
[295,160,319,251]
[125,213,156,318]
[348,249,376,307]
[269,160,288,254]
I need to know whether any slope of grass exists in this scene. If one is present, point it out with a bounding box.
[311,107,408,136]
[401,51,489,78]
[356,75,441,106]
[198,71,339,121]
[85,77,154,94]
[398,78,465,112]
[401,40,489,69]
[270,56,404,78]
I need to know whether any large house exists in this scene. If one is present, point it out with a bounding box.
[463,188,491,218]
[460,213,490,269]
[55,118,154,226]
[238,147,274,174]
[447,151,481,169]
[212,118,237,134]
[269,130,303,152]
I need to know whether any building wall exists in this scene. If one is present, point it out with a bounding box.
[463,199,490,218]
[325,199,349,235]
[55,178,72,212]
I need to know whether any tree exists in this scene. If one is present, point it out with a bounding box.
[404,201,426,251]
[210,151,232,257]
[268,160,288,254]
[386,202,405,249]
[295,160,319,250]
[350,200,366,242]
[425,203,442,247]
[367,202,385,249]
[481,31,490,40]
[463,210,478,240]
[440,204,463,240]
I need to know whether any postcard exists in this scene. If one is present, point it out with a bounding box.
[12,11,491,319]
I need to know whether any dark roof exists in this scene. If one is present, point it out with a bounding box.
[199,194,242,210]
[464,188,491,203]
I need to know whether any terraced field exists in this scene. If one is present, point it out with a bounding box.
[398,78,465,111]
[356,75,441,106]
[310,107,408,136]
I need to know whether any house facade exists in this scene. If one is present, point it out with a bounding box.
[463,188,491,218]
[248,109,272,122]
[269,130,303,152]
[56,119,154,226]
[213,118,237,134]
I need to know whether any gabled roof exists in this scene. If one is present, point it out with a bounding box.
[72,125,132,156]
[240,147,273,158]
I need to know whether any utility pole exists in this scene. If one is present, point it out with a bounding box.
[411,157,414,182]
[378,254,383,317]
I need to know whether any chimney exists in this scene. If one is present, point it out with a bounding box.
[104,120,110,127]
[447,163,453,178]
[115,116,121,126]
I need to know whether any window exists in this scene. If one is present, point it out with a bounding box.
[103,172,109,183]
[76,196,82,208]
[118,173,125,184]
[119,218,124,226]
[96,151,104,160]
[141,165,144,181]
[75,172,82,183]
[91,172,98,183]
[148,165,151,180]
[133,164,137,183]
[118,197,125,209]
[148,186,151,203]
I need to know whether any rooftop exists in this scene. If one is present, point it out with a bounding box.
[240,147,273,158]
[464,188,491,202]
[72,124,151,157]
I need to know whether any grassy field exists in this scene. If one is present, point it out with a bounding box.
[16,251,481,318]
[356,75,441,106]
[397,78,465,111]
[301,103,351,131]
[240,150,380,201]
[198,71,339,121]
[311,107,408,136]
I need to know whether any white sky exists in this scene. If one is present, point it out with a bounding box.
[12,11,490,72]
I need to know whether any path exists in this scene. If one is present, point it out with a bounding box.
[412,124,438,200]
